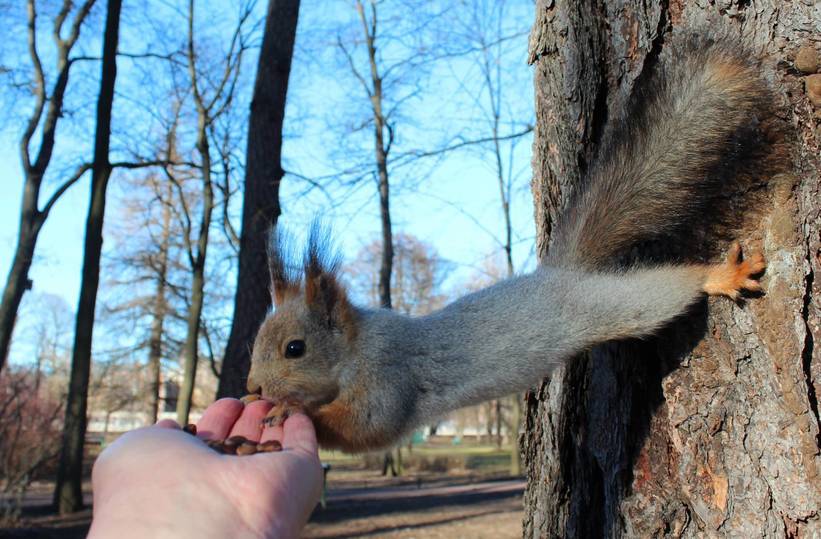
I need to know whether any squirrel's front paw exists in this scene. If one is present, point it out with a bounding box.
[261,401,305,427]
[703,241,767,300]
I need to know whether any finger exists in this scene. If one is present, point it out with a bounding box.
[196,398,244,440]
[228,399,274,443]
[282,413,318,454]
[155,419,180,429]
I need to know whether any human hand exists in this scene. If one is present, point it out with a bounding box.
[88,398,322,539]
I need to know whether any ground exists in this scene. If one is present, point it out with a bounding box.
[0,442,524,538]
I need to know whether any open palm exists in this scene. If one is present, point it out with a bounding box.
[89,399,322,539]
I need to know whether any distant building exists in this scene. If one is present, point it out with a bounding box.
[87,361,219,433]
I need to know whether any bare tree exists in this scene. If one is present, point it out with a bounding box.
[146,180,173,424]
[103,171,181,425]
[53,0,122,514]
[0,0,97,372]
[524,2,820,536]
[218,0,300,399]
[174,0,255,425]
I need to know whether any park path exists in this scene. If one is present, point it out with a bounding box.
[304,478,525,538]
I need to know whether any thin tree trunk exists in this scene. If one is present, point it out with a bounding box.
[176,261,206,425]
[175,0,216,426]
[0,225,39,370]
[147,185,171,425]
[53,0,121,514]
[217,0,299,398]
[523,1,820,537]
[495,400,503,449]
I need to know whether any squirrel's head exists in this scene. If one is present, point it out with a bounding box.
[246,225,358,410]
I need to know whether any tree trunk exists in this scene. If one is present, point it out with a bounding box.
[175,119,212,427]
[147,188,171,424]
[176,264,205,425]
[54,0,121,514]
[217,0,299,398]
[523,1,820,537]
[175,0,217,425]
[511,395,522,475]
[0,221,40,371]
[495,399,503,449]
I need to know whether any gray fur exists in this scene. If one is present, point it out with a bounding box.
[350,266,706,437]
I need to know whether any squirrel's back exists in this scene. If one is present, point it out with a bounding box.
[547,39,777,270]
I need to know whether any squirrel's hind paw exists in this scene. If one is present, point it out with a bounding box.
[703,241,767,300]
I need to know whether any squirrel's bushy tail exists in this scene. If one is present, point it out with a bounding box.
[547,39,777,270]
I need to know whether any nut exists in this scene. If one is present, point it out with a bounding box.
[795,44,818,74]
[236,442,258,456]
[257,440,283,453]
[220,442,237,455]
[806,74,821,108]
[240,394,261,404]
[206,439,225,454]
[183,423,197,435]
[224,435,248,447]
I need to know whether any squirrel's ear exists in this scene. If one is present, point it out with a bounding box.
[303,224,358,339]
[268,227,299,307]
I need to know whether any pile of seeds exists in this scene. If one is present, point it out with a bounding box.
[183,423,283,455]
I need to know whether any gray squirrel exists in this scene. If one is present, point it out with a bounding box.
[245,41,774,452]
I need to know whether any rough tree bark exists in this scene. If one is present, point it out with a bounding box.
[54,0,121,514]
[217,0,300,399]
[522,2,820,537]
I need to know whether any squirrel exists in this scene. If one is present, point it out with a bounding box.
[245,40,775,452]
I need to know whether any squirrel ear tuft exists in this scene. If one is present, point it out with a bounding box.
[303,223,358,338]
[268,227,300,306]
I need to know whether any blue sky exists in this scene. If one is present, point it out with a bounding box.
[0,0,537,365]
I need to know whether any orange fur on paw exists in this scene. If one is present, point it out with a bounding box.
[262,400,305,427]
[703,241,767,300]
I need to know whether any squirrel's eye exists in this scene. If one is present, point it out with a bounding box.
[284,339,306,359]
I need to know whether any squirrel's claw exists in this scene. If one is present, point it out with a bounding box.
[703,242,767,299]
[261,400,305,428]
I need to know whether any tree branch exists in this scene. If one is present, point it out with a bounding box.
[21,0,46,172]
[40,162,92,217]
[337,35,372,98]
[63,0,96,50]
[395,126,533,162]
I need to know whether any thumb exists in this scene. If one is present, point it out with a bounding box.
[282,413,319,455]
